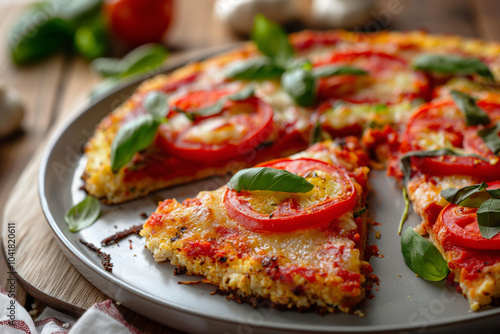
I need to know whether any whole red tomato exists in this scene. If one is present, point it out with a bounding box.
[105,0,174,47]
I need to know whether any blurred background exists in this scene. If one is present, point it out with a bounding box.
[0,0,499,332]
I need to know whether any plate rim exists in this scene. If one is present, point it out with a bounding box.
[37,44,500,334]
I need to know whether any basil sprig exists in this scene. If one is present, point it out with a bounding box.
[412,54,495,81]
[111,91,168,172]
[227,15,366,107]
[400,148,487,186]
[398,188,410,235]
[65,195,101,232]
[175,87,255,121]
[401,227,449,281]
[440,182,500,239]
[478,123,500,155]
[450,90,490,126]
[227,167,314,193]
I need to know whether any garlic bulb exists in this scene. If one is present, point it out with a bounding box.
[0,85,25,138]
[214,0,297,35]
[311,0,375,29]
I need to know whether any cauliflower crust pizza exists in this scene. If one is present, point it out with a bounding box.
[83,16,500,313]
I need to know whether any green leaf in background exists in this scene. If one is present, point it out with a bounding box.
[281,67,317,107]
[312,65,368,78]
[65,195,101,232]
[398,187,410,235]
[144,91,169,119]
[450,90,490,126]
[440,182,490,208]
[412,54,495,81]
[110,115,160,172]
[74,14,107,60]
[477,198,500,239]
[227,167,314,193]
[478,123,500,155]
[251,14,294,68]
[225,58,285,80]
[310,121,323,145]
[401,227,449,281]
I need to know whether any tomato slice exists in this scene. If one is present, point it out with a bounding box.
[156,95,274,162]
[400,99,500,179]
[314,50,430,103]
[436,181,500,250]
[223,158,358,233]
[169,89,233,117]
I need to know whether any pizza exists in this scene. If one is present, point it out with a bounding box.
[81,15,500,313]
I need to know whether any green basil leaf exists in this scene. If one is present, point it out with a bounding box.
[228,167,314,193]
[111,115,160,172]
[57,0,103,24]
[401,227,449,281]
[74,14,107,60]
[440,182,490,208]
[281,67,317,107]
[353,207,366,219]
[398,188,410,235]
[65,195,101,232]
[120,44,169,78]
[252,14,294,68]
[310,121,323,145]
[450,90,490,126]
[226,58,284,80]
[477,198,500,239]
[144,91,169,119]
[478,123,500,155]
[227,86,255,101]
[312,65,368,78]
[400,149,487,186]
[91,57,124,77]
[412,54,494,81]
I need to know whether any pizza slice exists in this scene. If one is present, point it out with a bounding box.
[397,94,500,310]
[140,137,373,313]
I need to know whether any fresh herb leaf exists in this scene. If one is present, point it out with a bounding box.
[144,91,169,119]
[412,54,494,81]
[440,182,491,208]
[354,207,367,218]
[65,195,101,232]
[477,198,500,239]
[73,13,107,60]
[226,58,284,80]
[228,167,314,193]
[398,188,410,235]
[312,65,367,78]
[119,44,169,78]
[91,57,124,77]
[450,90,490,126]
[227,86,255,101]
[110,115,160,172]
[400,149,487,186]
[252,14,294,68]
[281,67,317,107]
[401,227,449,281]
[310,121,323,145]
[478,123,500,155]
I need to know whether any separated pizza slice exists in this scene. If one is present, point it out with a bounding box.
[140,137,373,313]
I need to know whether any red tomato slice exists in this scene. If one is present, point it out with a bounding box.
[314,50,430,103]
[169,88,234,120]
[436,181,500,250]
[401,99,500,179]
[156,95,273,162]
[223,158,358,233]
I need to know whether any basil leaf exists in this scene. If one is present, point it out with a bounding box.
[478,123,500,155]
[252,14,294,68]
[440,182,490,208]
[226,58,284,80]
[111,115,160,172]
[176,87,255,121]
[119,44,169,78]
[228,167,314,193]
[450,90,490,126]
[477,198,500,239]
[91,57,124,77]
[281,67,317,107]
[310,121,323,145]
[400,149,487,186]
[398,188,410,235]
[312,66,368,78]
[412,54,494,81]
[144,91,169,119]
[74,14,107,60]
[65,195,101,232]
[401,228,449,281]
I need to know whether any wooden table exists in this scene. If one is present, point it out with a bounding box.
[1,0,500,333]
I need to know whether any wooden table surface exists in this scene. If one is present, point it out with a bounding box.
[1,0,500,333]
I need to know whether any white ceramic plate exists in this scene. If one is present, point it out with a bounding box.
[39,51,500,334]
